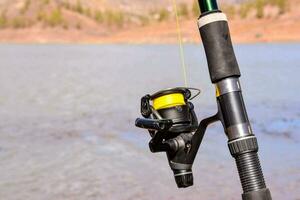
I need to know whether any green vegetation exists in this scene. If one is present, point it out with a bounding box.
[62,22,68,30]
[0,0,291,30]
[0,12,7,28]
[61,1,126,27]
[270,0,288,14]
[255,0,265,18]
[62,0,86,15]
[36,10,46,21]
[105,10,125,26]
[61,1,71,9]
[75,0,84,14]
[158,8,170,22]
[222,4,236,19]
[139,15,150,26]
[238,0,289,19]
[42,0,49,5]
[278,0,287,14]
[12,17,28,28]
[239,2,252,18]
[192,0,200,17]
[94,10,104,23]
[47,9,64,27]
[178,3,189,18]
[20,0,31,14]
[36,9,64,27]
[84,8,92,17]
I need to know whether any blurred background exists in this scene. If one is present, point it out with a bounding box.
[0,0,299,200]
[0,0,299,43]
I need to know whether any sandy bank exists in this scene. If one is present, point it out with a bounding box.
[0,14,299,44]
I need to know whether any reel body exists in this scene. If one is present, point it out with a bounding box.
[136,87,217,188]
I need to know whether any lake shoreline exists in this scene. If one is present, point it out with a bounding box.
[0,40,299,45]
[0,14,299,44]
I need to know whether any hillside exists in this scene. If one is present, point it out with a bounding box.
[0,0,299,43]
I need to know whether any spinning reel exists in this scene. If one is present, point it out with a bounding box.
[135,87,218,188]
[135,0,272,198]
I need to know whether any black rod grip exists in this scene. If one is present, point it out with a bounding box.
[199,19,241,83]
[235,152,266,193]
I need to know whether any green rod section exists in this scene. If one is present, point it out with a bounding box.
[198,0,219,13]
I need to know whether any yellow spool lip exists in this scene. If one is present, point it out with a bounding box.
[153,93,186,110]
[150,87,188,100]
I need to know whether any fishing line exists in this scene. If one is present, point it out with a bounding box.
[171,0,188,87]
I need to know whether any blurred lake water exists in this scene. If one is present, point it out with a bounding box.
[0,44,299,200]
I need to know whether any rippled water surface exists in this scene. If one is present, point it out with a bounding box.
[0,44,299,200]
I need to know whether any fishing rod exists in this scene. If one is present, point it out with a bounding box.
[135,0,272,199]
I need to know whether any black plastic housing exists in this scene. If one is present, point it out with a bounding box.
[217,92,248,128]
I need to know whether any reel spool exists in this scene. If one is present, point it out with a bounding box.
[138,87,200,135]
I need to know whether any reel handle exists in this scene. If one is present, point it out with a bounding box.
[135,118,173,131]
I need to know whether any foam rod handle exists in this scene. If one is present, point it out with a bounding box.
[198,12,241,83]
